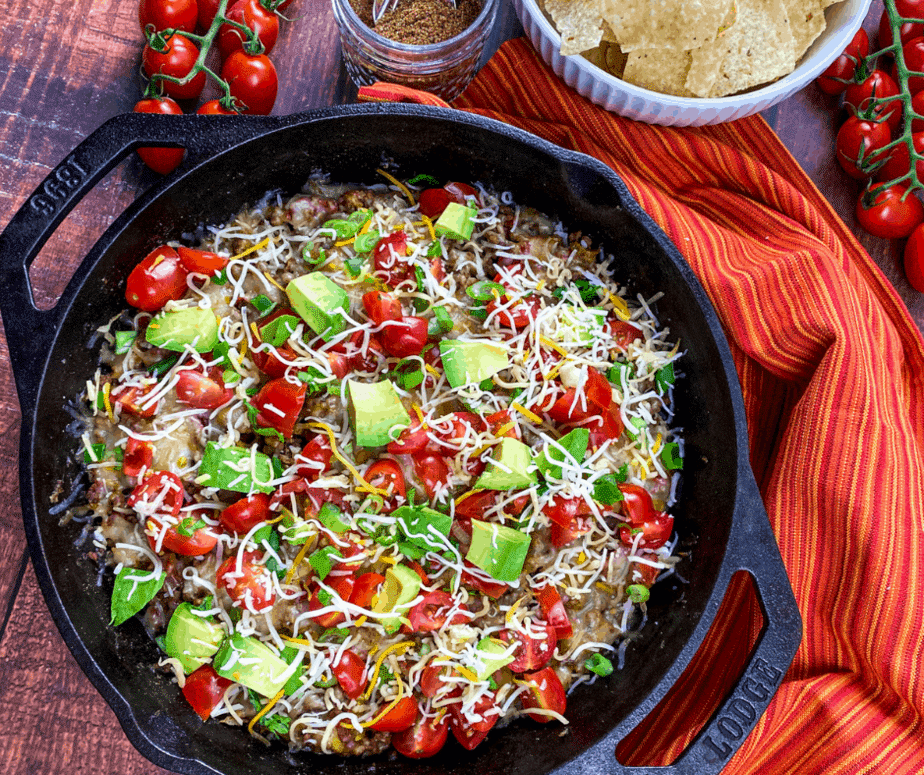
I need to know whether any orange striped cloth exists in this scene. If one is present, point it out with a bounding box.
[358,38,924,773]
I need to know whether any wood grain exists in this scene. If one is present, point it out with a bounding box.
[0,0,918,772]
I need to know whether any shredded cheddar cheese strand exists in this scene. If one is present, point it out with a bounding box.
[608,291,631,321]
[308,421,389,496]
[284,537,317,585]
[247,687,285,736]
[420,214,436,241]
[362,673,405,728]
[232,236,271,261]
[263,271,287,292]
[511,402,542,424]
[362,641,414,700]
[376,168,416,205]
[455,665,480,683]
[102,382,114,422]
[539,335,568,357]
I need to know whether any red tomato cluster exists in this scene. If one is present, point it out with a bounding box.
[134,0,290,174]
[817,5,924,289]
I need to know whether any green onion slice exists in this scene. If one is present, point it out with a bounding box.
[584,652,614,676]
[627,584,650,603]
[660,441,683,470]
[114,330,136,355]
[252,294,275,315]
[354,230,381,254]
[466,280,505,301]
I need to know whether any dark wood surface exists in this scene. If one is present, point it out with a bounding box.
[0,0,914,772]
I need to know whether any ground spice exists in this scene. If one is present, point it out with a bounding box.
[349,0,482,45]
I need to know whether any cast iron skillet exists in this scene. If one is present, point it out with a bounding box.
[0,104,800,775]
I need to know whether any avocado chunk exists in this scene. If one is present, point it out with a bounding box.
[394,504,453,553]
[286,272,349,341]
[165,602,224,674]
[198,442,276,494]
[473,636,516,680]
[466,520,532,583]
[536,428,590,481]
[475,438,538,490]
[145,308,219,353]
[347,379,411,448]
[213,634,293,698]
[372,563,422,633]
[434,202,477,241]
[439,340,509,388]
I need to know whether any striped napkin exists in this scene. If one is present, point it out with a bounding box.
[358,37,924,773]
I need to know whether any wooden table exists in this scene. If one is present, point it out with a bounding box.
[0,0,914,772]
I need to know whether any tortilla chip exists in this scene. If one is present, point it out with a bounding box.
[685,3,738,97]
[546,0,608,55]
[623,48,696,96]
[606,0,733,52]
[708,0,797,97]
[786,0,827,59]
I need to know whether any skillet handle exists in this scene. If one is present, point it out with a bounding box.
[0,113,277,410]
[612,472,802,775]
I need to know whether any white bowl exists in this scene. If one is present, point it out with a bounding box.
[512,0,872,126]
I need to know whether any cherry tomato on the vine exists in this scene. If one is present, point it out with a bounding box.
[196,99,239,114]
[876,132,924,184]
[139,0,198,33]
[836,115,892,180]
[142,33,207,101]
[879,9,923,51]
[901,36,924,95]
[904,223,924,291]
[856,183,924,239]
[133,98,185,175]
[221,50,278,114]
[197,0,221,31]
[816,28,869,95]
[844,69,902,133]
[218,0,279,58]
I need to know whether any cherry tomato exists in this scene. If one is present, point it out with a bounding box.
[182,664,233,721]
[216,550,275,612]
[147,507,220,556]
[587,403,625,449]
[619,511,674,549]
[448,692,498,750]
[391,706,448,759]
[332,648,368,700]
[904,223,924,291]
[520,667,566,723]
[177,246,228,274]
[904,35,924,95]
[125,245,188,311]
[133,98,185,175]
[817,27,869,95]
[856,183,924,239]
[129,471,184,517]
[311,572,357,629]
[197,0,221,30]
[876,132,924,185]
[379,316,429,358]
[546,367,612,424]
[370,696,417,732]
[142,33,207,101]
[844,70,901,133]
[387,418,430,455]
[879,9,922,52]
[412,452,452,500]
[912,91,924,133]
[502,622,557,672]
[444,182,479,206]
[461,561,509,599]
[535,584,573,640]
[836,115,892,180]
[617,483,655,524]
[196,99,239,114]
[362,290,403,325]
[373,231,411,287]
[543,494,594,548]
[454,490,497,520]
[122,437,154,477]
[110,383,158,418]
[221,50,278,114]
[365,458,407,500]
[218,0,279,58]
[296,434,333,480]
[175,366,234,410]
[350,572,385,609]
[219,492,271,534]
[251,377,306,437]
[420,662,450,698]
[140,0,198,32]
[408,591,468,632]
[418,188,452,219]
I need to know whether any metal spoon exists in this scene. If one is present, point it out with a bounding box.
[371,0,457,25]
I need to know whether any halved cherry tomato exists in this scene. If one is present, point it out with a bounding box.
[362,290,403,325]
[372,230,410,287]
[606,319,645,350]
[146,507,220,557]
[142,33,207,101]
[619,512,674,549]
[379,316,429,358]
[412,452,452,500]
[126,245,188,311]
[461,561,509,599]
[133,98,185,175]
[369,696,417,732]
[251,377,306,437]
[419,662,450,698]
[448,691,498,750]
[387,418,430,455]
[219,492,271,534]
[365,458,407,501]
[175,366,234,410]
[350,572,385,609]
[391,706,448,759]
[129,471,184,516]
[177,246,228,275]
[501,622,557,672]
[122,437,155,477]
[535,584,573,640]
[311,572,357,629]
[182,665,233,721]
[617,483,654,524]
[520,667,566,723]
[408,591,468,632]
[216,550,275,612]
[332,648,367,700]
[296,435,333,481]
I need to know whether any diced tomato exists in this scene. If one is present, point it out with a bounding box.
[485,409,517,438]
[122,437,154,477]
[430,255,446,283]
[412,452,452,500]
[501,622,557,672]
[543,494,594,547]
[175,366,234,410]
[387,418,430,455]
[365,458,407,500]
[619,512,674,549]
[296,434,333,481]
[372,230,410,287]
[408,591,468,632]
[125,245,189,311]
[219,493,271,534]
[391,705,448,759]
[350,572,385,609]
[448,691,498,750]
[520,666,566,723]
[379,316,429,358]
[111,383,158,418]
[146,505,219,557]
[461,561,509,599]
[606,319,644,350]
[617,484,654,524]
[216,550,276,612]
[418,188,452,219]
[369,696,417,732]
[586,403,625,448]
[444,182,479,206]
[535,584,573,640]
[129,471,184,516]
[455,490,497,520]
[325,350,351,379]
[251,377,306,438]
[176,246,228,275]
[419,662,450,698]
[251,342,299,378]
[362,290,403,325]
[343,329,387,373]
[332,647,368,700]
[182,665,233,721]
[546,367,611,424]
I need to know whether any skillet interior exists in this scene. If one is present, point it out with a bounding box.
[28,108,739,775]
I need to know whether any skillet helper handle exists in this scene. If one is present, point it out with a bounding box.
[0,113,275,408]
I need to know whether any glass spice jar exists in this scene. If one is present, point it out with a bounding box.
[331,0,499,102]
